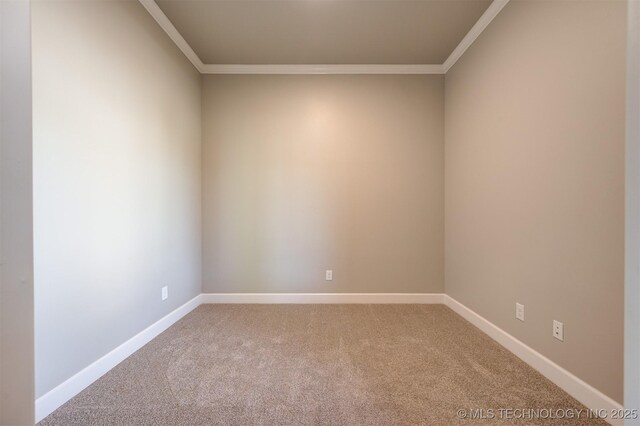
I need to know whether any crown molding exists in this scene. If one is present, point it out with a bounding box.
[442,0,510,73]
[200,64,445,75]
[139,0,204,72]
[139,0,509,75]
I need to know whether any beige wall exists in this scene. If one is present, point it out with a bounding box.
[445,0,626,403]
[202,75,444,294]
[1,1,35,424]
[32,0,202,398]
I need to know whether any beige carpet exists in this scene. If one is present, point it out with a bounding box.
[39,305,606,425]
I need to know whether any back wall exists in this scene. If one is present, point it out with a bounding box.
[202,75,444,294]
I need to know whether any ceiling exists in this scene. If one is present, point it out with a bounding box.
[155,0,493,65]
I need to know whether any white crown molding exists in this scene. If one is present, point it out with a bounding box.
[138,0,508,75]
[138,0,204,72]
[442,0,510,73]
[200,64,445,75]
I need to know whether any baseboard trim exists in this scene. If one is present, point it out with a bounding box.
[36,293,622,425]
[35,294,202,423]
[443,295,623,425]
[200,292,445,304]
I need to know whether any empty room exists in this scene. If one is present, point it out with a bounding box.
[1,0,639,424]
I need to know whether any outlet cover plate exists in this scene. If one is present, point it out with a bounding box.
[553,320,564,341]
[516,303,525,321]
[162,286,168,301]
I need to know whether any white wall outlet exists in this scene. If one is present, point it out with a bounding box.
[515,303,525,321]
[161,286,168,301]
[553,320,564,341]
[325,270,333,281]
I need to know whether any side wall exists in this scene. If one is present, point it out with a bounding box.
[202,75,444,294]
[32,0,202,398]
[626,0,640,416]
[0,1,35,424]
[445,0,626,403]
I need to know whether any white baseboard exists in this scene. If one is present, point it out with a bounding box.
[444,295,623,425]
[200,292,445,304]
[35,292,439,421]
[35,294,202,423]
[36,292,622,426]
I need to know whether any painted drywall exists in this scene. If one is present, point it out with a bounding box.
[202,75,444,294]
[0,1,35,424]
[445,0,626,403]
[626,0,640,417]
[32,0,202,398]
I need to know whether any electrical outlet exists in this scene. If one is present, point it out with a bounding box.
[515,303,525,321]
[325,270,333,281]
[162,286,168,301]
[553,320,564,341]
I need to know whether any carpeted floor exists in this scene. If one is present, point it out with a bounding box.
[39,305,606,425]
